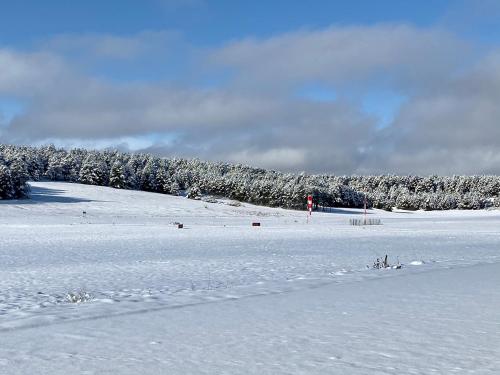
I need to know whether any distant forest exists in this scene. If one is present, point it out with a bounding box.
[1,144,500,211]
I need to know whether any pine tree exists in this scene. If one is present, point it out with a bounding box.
[109,161,127,189]
[79,154,108,186]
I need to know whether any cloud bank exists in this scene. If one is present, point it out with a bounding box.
[1,24,499,174]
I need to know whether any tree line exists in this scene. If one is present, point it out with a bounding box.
[1,144,499,210]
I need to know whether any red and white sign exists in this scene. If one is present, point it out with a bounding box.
[307,195,313,215]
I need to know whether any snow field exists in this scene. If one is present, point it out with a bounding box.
[1,181,499,374]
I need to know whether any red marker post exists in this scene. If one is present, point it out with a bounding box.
[307,195,313,223]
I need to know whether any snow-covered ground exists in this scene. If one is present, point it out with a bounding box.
[1,181,499,374]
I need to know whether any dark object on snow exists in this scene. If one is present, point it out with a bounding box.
[252,222,261,227]
[82,211,87,216]
[372,255,403,270]
[373,257,384,269]
[177,223,184,229]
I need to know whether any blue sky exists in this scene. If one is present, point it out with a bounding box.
[0,1,452,44]
[1,0,500,174]
[4,1,499,46]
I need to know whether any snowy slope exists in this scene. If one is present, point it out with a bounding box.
[1,182,500,374]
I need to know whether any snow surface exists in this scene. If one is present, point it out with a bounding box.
[1,181,499,374]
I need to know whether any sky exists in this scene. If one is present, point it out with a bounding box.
[1,0,500,175]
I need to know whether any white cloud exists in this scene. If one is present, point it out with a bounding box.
[0,49,68,95]
[228,148,308,170]
[211,24,467,91]
[364,50,500,174]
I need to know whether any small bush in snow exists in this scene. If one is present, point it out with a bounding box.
[201,196,218,204]
[493,197,500,208]
[66,290,93,304]
[187,185,202,200]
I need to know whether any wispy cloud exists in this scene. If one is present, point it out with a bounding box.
[42,30,182,60]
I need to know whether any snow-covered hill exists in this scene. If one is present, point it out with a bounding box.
[1,182,500,374]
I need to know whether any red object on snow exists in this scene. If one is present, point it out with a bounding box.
[307,195,313,215]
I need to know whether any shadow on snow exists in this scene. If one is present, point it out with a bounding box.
[0,185,95,205]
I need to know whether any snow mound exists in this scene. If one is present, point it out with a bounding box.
[409,260,425,266]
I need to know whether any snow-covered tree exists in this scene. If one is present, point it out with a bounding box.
[0,164,14,199]
[79,153,109,186]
